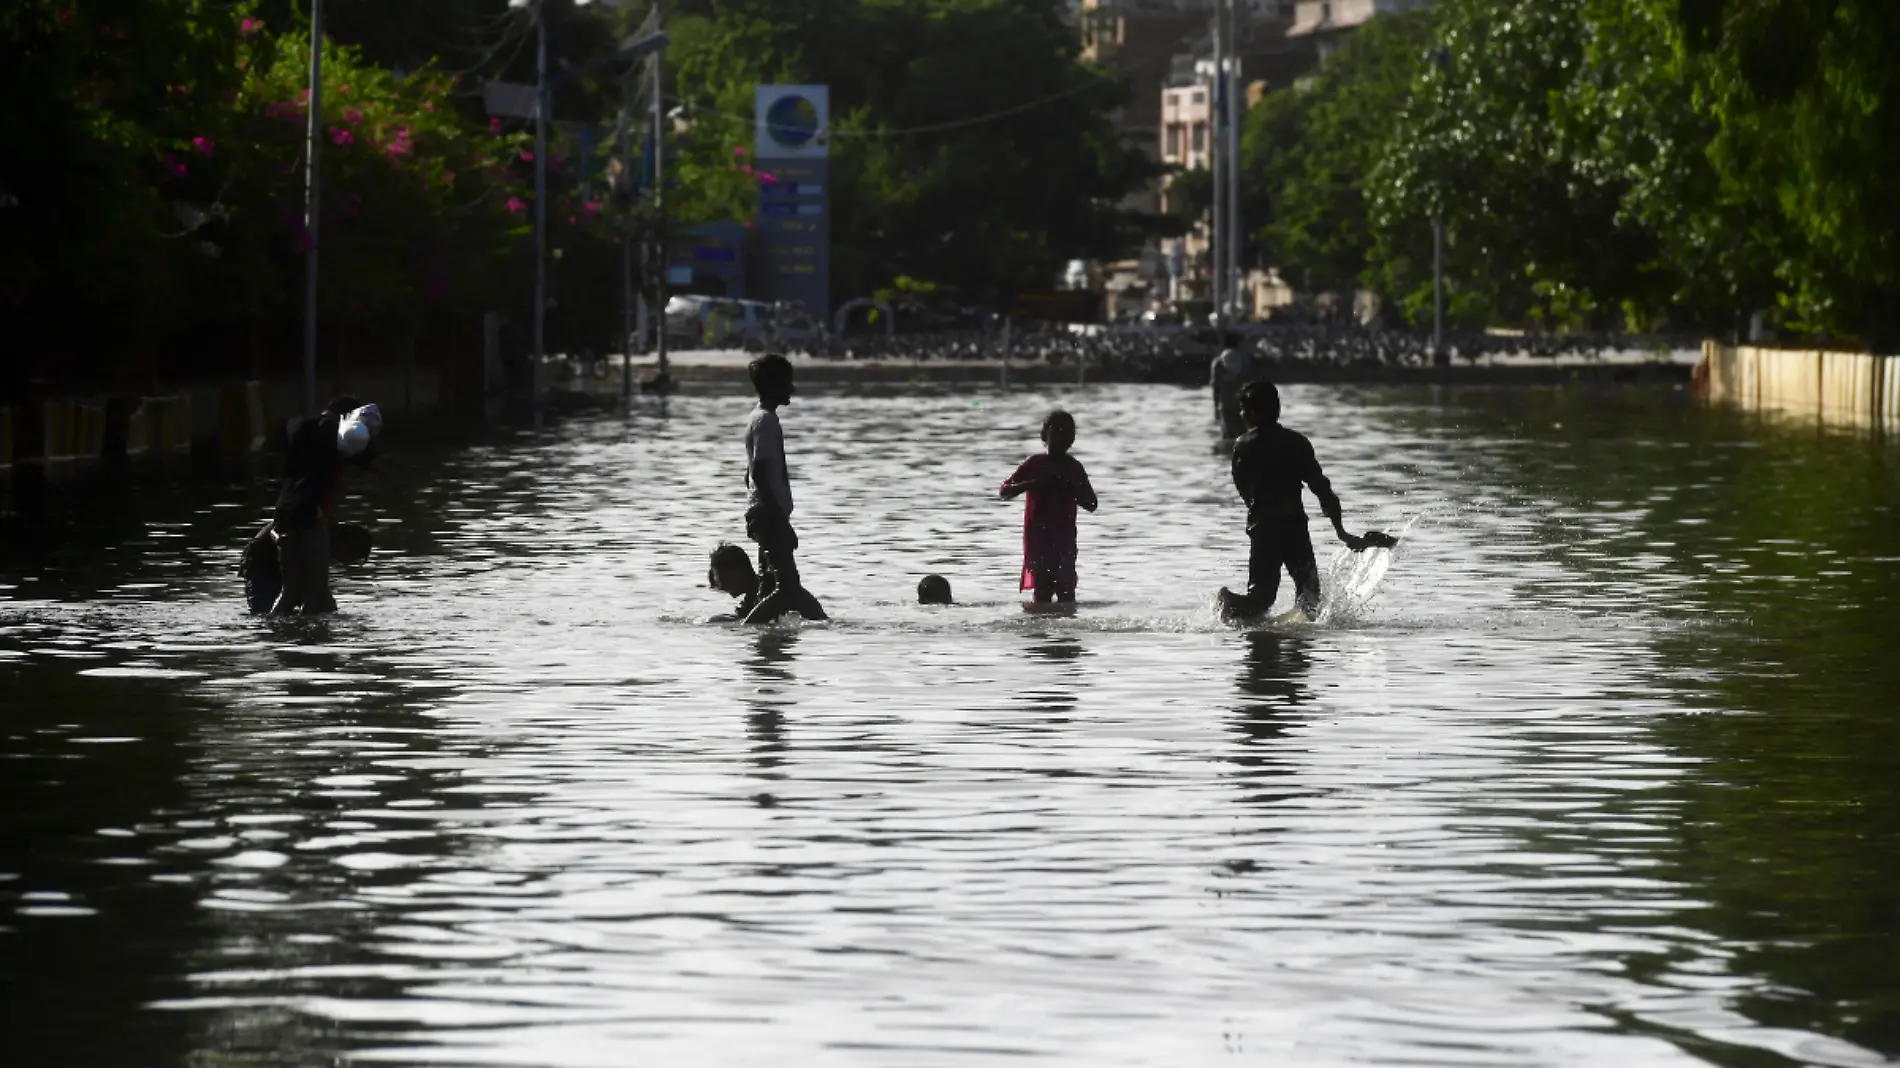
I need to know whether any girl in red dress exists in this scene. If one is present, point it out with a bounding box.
[1000,410,1099,602]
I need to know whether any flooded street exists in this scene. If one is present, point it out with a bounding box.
[4,383,1898,1067]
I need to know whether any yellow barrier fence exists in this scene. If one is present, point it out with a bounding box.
[1700,343,1897,430]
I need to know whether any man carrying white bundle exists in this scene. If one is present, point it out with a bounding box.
[269,396,382,615]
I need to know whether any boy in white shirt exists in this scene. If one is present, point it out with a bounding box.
[742,354,828,624]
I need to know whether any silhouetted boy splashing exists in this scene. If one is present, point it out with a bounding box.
[1220,381,1394,622]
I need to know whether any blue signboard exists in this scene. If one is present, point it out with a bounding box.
[752,85,830,318]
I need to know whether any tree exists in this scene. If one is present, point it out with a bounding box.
[1683,1,1900,345]
[0,0,243,391]
[1371,0,1677,330]
[664,0,1167,306]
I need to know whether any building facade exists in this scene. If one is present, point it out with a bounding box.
[1287,0,1431,61]
[1155,2,1310,313]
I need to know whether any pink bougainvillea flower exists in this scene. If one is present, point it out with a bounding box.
[567,215,577,225]
[733,146,747,156]
[343,107,363,125]
[297,89,309,103]
[758,172,777,185]
[506,197,526,214]
[165,154,188,180]
[740,165,754,176]
[520,150,533,162]
[331,127,354,146]
[191,136,214,158]
[583,201,600,215]
[57,10,73,22]
[490,117,502,134]
[339,85,352,96]
[240,16,262,34]
[744,220,754,229]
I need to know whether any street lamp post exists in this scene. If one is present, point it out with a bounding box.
[651,48,669,389]
[1433,216,1444,363]
[510,0,667,403]
[301,0,325,415]
[1431,47,1451,367]
[1209,3,1225,326]
[1224,0,1242,323]
[533,12,548,404]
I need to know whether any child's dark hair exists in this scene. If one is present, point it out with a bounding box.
[708,541,755,587]
[332,523,373,565]
[324,395,363,418]
[917,574,953,605]
[1042,409,1076,437]
[748,353,793,397]
[1238,381,1280,423]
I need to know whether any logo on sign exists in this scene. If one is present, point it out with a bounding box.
[765,95,821,151]
[755,85,829,160]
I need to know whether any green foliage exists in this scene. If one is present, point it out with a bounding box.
[1240,11,1435,304]
[1165,168,1212,231]
[1687,0,1900,344]
[1237,0,1900,340]
[0,0,243,360]
[667,0,1167,304]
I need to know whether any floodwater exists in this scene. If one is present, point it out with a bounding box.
[3,383,1898,1067]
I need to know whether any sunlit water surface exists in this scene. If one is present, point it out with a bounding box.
[4,384,1899,1067]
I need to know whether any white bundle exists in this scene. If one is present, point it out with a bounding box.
[336,403,383,457]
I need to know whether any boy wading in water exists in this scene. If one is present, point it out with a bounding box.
[742,354,828,624]
[1223,381,1390,620]
[270,397,382,615]
[1001,410,1098,603]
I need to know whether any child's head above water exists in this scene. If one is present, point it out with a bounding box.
[917,574,953,605]
[748,353,795,408]
[331,523,373,566]
[1239,381,1280,427]
[708,541,758,597]
[1041,409,1077,456]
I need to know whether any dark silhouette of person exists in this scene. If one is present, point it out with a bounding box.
[1228,632,1315,805]
[743,629,800,806]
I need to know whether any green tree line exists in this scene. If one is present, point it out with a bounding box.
[1,0,1164,398]
[1242,0,1900,347]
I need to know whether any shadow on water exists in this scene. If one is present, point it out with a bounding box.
[1018,634,1085,724]
[745,629,799,806]
[1227,632,1313,807]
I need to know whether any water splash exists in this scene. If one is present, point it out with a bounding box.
[1313,510,1431,627]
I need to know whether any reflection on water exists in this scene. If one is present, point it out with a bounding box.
[3,384,1899,1066]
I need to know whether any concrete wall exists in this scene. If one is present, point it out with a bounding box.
[2,370,441,483]
[1700,342,1896,429]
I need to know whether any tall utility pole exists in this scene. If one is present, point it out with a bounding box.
[301,0,325,415]
[532,12,549,402]
[1209,2,1226,326]
[651,43,669,386]
[1433,216,1445,363]
[511,0,667,397]
[1224,0,1243,322]
[619,92,634,403]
